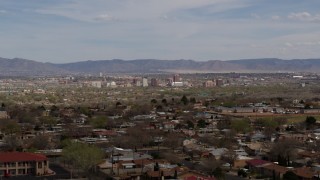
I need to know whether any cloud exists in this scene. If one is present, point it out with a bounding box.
[93,14,118,22]
[0,10,7,14]
[251,13,260,19]
[35,0,252,23]
[298,41,320,46]
[2,0,320,62]
[288,12,320,22]
[271,15,280,20]
[285,42,293,47]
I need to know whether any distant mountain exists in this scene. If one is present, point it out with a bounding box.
[0,57,69,76]
[55,59,204,73]
[1,57,320,76]
[229,58,320,72]
[54,59,248,73]
[56,58,320,74]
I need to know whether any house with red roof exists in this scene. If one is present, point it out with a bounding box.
[246,159,271,174]
[246,159,292,179]
[0,152,50,177]
[179,171,216,180]
[292,167,315,180]
[184,175,216,180]
[260,163,288,179]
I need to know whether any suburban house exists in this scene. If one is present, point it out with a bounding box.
[208,148,228,160]
[246,159,271,173]
[179,171,216,180]
[0,152,50,177]
[0,111,9,119]
[291,167,315,180]
[234,156,253,168]
[259,163,288,179]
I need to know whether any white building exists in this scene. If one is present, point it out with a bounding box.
[110,81,117,88]
[171,82,183,87]
[136,81,141,87]
[92,81,102,88]
[142,78,148,87]
[106,81,117,88]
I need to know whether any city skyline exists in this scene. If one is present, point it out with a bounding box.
[1,0,320,63]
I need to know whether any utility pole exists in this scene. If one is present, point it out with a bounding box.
[110,149,114,176]
[117,155,119,176]
[141,159,144,174]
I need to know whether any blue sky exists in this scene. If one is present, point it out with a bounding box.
[0,0,320,63]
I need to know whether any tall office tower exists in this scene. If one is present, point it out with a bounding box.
[173,74,180,82]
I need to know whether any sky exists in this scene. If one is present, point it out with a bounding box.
[0,0,320,63]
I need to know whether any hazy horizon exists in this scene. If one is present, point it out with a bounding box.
[1,0,320,63]
[3,57,320,64]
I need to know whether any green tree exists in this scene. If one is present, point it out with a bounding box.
[256,118,278,129]
[200,159,219,175]
[37,105,46,111]
[161,99,167,105]
[231,119,252,133]
[31,135,49,150]
[116,101,122,107]
[60,138,73,148]
[237,169,247,177]
[4,135,22,151]
[89,116,107,129]
[18,113,35,124]
[270,139,299,166]
[256,118,278,138]
[212,167,224,179]
[50,105,60,117]
[187,120,194,129]
[78,106,92,116]
[1,103,5,110]
[62,142,104,176]
[156,105,163,111]
[306,116,316,127]
[1,120,20,135]
[128,103,152,115]
[197,119,206,128]
[154,162,159,171]
[190,97,196,104]
[217,116,231,130]
[163,133,183,150]
[173,170,178,179]
[181,95,189,105]
[39,116,57,128]
[151,99,157,104]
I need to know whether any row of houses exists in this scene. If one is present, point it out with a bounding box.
[98,148,216,180]
[246,159,318,180]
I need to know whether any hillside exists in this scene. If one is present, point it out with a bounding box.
[56,58,320,74]
[1,57,320,76]
[0,58,70,76]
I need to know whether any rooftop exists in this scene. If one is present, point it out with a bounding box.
[0,152,47,162]
[246,159,270,167]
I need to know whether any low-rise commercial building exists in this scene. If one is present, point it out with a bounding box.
[0,152,49,177]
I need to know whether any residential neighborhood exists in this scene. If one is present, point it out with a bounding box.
[0,73,320,179]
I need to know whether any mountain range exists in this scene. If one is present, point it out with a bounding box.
[1,57,320,76]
